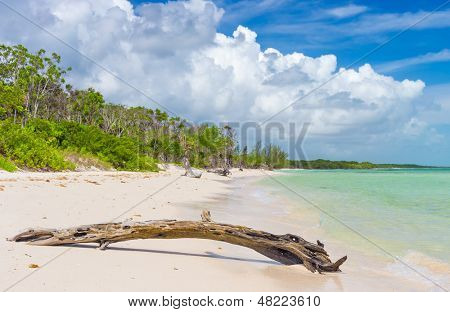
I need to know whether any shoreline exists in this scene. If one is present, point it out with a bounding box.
[256,171,450,291]
[0,168,447,291]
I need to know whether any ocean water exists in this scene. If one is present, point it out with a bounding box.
[263,168,450,264]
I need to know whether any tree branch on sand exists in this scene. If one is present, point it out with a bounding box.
[9,210,347,273]
[207,168,231,176]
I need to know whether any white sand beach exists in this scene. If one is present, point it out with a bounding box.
[0,167,447,291]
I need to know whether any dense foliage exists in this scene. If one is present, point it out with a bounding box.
[234,143,288,169]
[0,155,17,172]
[0,119,161,171]
[0,44,288,171]
[0,120,71,170]
[0,44,427,172]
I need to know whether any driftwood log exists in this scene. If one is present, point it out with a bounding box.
[9,210,346,273]
[207,168,231,176]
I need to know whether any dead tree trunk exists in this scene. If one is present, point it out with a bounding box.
[182,156,202,178]
[9,210,346,273]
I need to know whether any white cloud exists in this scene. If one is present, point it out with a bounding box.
[348,9,450,35]
[415,83,450,125]
[263,8,450,45]
[403,117,427,136]
[326,4,367,18]
[217,0,289,24]
[0,0,430,144]
[377,49,450,73]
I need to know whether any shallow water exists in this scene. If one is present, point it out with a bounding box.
[259,168,450,287]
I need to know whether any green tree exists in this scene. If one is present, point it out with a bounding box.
[0,82,24,121]
[71,88,104,125]
[0,44,70,123]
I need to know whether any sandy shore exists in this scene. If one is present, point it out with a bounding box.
[0,167,446,291]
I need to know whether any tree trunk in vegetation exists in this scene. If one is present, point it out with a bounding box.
[9,211,346,273]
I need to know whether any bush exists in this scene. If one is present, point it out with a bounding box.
[56,121,158,171]
[0,156,17,172]
[62,150,113,171]
[0,119,159,172]
[123,155,158,172]
[0,120,73,171]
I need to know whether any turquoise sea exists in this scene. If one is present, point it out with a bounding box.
[265,168,450,264]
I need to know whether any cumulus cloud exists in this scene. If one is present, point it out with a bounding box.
[0,0,428,142]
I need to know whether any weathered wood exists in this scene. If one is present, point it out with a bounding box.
[183,156,202,178]
[207,168,231,176]
[9,211,346,273]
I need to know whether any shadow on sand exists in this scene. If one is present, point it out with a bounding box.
[63,243,279,265]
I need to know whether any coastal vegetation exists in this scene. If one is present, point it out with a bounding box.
[0,44,428,172]
[288,159,429,170]
[0,44,238,172]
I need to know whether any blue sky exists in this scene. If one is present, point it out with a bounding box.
[133,0,450,85]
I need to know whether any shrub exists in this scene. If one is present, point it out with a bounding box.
[0,120,73,171]
[62,150,113,171]
[0,119,159,172]
[0,156,17,172]
[56,121,158,171]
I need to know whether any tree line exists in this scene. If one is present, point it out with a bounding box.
[0,44,288,172]
[1,44,426,172]
[288,159,428,170]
